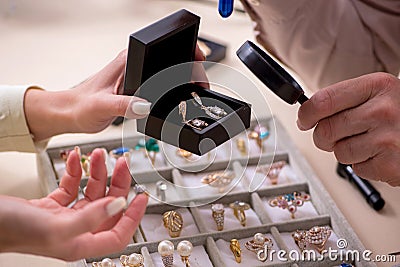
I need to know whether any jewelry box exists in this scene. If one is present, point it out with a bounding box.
[121,9,251,155]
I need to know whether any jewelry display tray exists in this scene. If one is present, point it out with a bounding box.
[37,117,375,267]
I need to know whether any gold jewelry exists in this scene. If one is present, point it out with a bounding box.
[177,148,192,159]
[268,191,311,219]
[256,161,287,185]
[163,210,183,238]
[248,124,270,150]
[229,201,250,227]
[201,171,235,193]
[230,239,242,263]
[177,240,193,267]
[92,258,116,267]
[211,203,225,231]
[179,101,209,130]
[191,92,227,119]
[245,233,273,262]
[120,253,144,267]
[292,226,332,253]
[236,138,247,156]
[158,240,174,267]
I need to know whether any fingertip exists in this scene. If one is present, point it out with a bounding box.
[296,119,306,131]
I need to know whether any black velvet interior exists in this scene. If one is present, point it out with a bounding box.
[149,83,245,130]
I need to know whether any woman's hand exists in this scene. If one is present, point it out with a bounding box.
[24,46,207,142]
[0,148,148,260]
[297,72,400,186]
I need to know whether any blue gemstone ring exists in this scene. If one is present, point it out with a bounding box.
[109,147,133,159]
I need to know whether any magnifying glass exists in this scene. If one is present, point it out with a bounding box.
[237,40,309,105]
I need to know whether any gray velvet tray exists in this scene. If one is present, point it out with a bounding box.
[36,117,375,267]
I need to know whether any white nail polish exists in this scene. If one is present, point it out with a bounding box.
[106,197,127,217]
[131,101,151,115]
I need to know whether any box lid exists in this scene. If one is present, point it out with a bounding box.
[122,9,200,97]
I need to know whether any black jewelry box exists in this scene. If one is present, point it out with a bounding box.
[122,9,251,155]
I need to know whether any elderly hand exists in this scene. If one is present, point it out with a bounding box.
[297,72,400,186]
[0,148,148,260]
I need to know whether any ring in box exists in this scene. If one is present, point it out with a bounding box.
[122,9,251,155]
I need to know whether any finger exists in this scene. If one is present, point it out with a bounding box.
[65,194,148,259]
[95,156,132,232]
[353,157,400,186]
[195,42,206,61]
[96,49,128,84]
[332,132,378,164]
[107,156,132,197]
[56,196,127,240]
[312,103,372,151]
[100,95,152,119]
[82,149,108,202]
[192,61,210,89]
[297,73,382,131]
[47,149,82,206]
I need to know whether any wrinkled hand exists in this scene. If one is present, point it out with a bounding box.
[297,72,400,186]
[0,148,148,260]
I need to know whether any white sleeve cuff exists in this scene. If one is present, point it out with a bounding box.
[0,85,48,153]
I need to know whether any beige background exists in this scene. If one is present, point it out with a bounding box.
[0,0,399,266]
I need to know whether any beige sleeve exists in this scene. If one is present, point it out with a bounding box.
[240,0,400,91]
[0,85,48,153]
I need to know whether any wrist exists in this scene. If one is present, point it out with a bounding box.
[24,89,75,141]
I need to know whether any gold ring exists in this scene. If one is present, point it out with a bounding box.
[230,239,242,263]
[245,233,273,262]
[120,253,144,267]
[177,148,192,159]
[236,138,247,156]
[229,201,250,226]
[248,124,270,150]
[201,171,235,193]
[292,226,332,253]
[211,203,225,231]
[256,161,287,185]
[177,240,193,267]
[92,258,116,267]
[158,240,174,267]
[109,147,133,159]
[269,192,311,219]
[163,210,183,238]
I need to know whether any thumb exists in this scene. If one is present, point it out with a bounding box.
[104,95,152,119]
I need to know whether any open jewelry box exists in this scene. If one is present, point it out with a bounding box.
[121,9,251,155]
[37,116,376,267]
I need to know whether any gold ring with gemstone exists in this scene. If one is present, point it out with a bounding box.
[91,258,116,267]
[120,253,144,267]
[292,226,332,253]
[176,148,192,159]
[163,210,183,238]
[229,201,250,227]
[158,240,174,267]
[211,203,225,231]
[177,240,193,267]
[268,191,311,219]
[248,124,270,150]
[256,161,287,185]
[236,138,247,156]
[201,171,235,193]
[245,233,273,262]
[230,239,241,263]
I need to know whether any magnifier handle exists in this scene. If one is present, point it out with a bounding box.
[297,94,309,105]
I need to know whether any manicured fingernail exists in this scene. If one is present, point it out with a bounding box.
[296,119,306,131]
[106,197,127,217]
[131,101,151,115]
[74,146,81,157]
